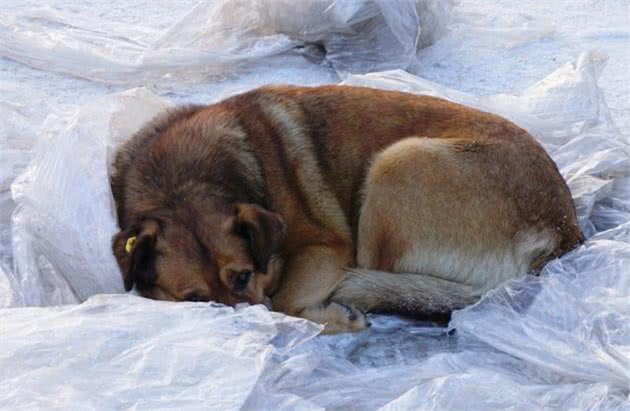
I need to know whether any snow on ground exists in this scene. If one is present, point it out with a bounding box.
[1,1,629,410]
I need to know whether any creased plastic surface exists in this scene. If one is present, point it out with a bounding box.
[0,0,452,84]
[8,89,171,307]
[3,51,629,410]
[2,1,630,409]
[2,222,629,410]
[0,295,323,411]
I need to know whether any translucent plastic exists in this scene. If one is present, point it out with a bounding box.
[8,88,171,307]
[1,225,628,410]
[0,296,323,411]
[0,0,452,85]
[2,49,629,409]
[2,0,630,403]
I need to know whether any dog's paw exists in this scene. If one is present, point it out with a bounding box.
[303,302,370,334]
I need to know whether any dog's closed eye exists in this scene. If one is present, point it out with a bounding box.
[233,271,252,292]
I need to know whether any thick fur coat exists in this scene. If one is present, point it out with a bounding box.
[111,85,583,333]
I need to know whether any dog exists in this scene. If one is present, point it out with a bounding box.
[110,85,583,333]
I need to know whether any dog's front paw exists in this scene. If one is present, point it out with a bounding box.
[303,302,370,334]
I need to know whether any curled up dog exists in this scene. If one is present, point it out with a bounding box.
[110,85,583,334]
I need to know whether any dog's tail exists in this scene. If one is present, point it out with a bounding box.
[330,269,480,323]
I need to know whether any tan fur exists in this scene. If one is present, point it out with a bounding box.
[111,85,584,333]
[332,137,566,315]
[358,137,559,290]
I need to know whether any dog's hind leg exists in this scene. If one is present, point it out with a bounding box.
[335,136,561,318]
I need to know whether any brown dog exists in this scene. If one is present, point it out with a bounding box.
[110,85,583,333]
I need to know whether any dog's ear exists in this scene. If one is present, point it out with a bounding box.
[235,203,285,273]
[112,220,160,291]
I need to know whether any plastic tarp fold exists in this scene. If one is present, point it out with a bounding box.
[1,224,628,410]
[1,0,629,407]
[1,50,628,409]
[0,0,452,85]
[0,297,323,410]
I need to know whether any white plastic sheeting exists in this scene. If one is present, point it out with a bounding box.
[0,0,452,84]
[0,296,323,410]
[1,0,630,409]
[257,218,630,409]
[1,225,629,410]
[7,89,171,307]
[2,51,629,409]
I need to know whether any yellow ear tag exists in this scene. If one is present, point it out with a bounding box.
[125,236,137,254]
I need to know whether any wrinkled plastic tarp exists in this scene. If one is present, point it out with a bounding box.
[0,0,452,84]
[1,1,630,408]
[1,224,629,410]
[6,89,171,307]
[0,296,324,410]
[1,50,629,409]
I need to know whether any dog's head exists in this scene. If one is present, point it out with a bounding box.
[112,199,285,306]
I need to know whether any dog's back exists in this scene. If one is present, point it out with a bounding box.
[222,85,583,253]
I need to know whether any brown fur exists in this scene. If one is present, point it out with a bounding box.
[111,85,583,333]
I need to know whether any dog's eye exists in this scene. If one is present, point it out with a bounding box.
[233,271,252,292]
